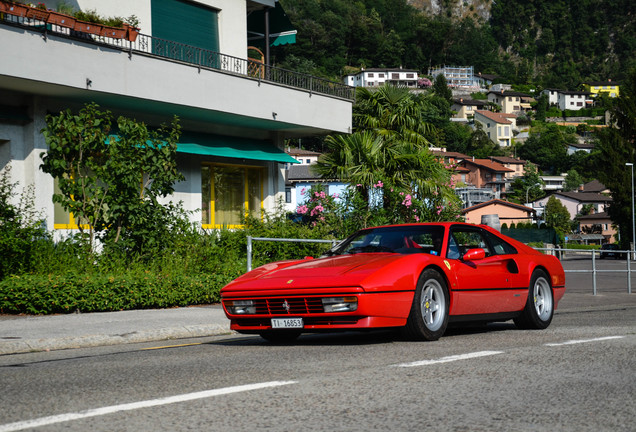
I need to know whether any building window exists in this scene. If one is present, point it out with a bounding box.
[201,163,264,228]
[406,73,414,78]
[368,73,374,77]
[306,159,311,164]
[285,187,292,203]
[53,177,89,229]
[378,73,385,78]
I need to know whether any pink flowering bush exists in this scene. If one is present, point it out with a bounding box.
[296,185,339,227]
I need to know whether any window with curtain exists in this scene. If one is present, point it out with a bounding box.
[201,164,264,228]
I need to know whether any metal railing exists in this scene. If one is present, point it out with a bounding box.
[246,236,340,272]
[537,247,634,295]
[0,12,355,101]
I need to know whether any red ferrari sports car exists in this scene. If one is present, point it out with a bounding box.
[221,222,566,342]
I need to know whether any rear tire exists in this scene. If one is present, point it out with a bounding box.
[514,269,554,330]
[403,269,449,341]
[259,330,301,344]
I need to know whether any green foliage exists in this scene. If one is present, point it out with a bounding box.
[592,67,636,249]
[517,123,576,174]
[544,195,572,239]
[275,0,634,88]
[564,169,585,191]
[508,162,545,204]
[433,75,453,102]
[0,166,50,279]
[40,103,184,257]
[0,273,223,314]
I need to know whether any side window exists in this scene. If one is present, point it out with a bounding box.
[447,228,493,258]
[485,231,517,255]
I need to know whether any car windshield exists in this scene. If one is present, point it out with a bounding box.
[327,225,445,256]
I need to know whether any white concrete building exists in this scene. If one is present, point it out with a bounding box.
[0,0,353,232]
[343,68,419,88]
[557,90,590,111]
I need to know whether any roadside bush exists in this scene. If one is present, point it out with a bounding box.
[0,272,225,314]
[0,166,50,279]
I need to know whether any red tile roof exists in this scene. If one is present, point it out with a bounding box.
[461,158,514,172]
[475,110,516,124]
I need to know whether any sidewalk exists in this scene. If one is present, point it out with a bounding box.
[1,292,635,355]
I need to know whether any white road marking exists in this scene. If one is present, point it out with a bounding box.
[545,335,625,347]
[0,381,297,432]
[393,350,504,368]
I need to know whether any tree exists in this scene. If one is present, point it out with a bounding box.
[593,67,636,249]
[432,74,452,102]
[508,162,545,204]
[564,169,585,191]
[544,196,571,240]
[315,84,460,216]
[40,103,184,255]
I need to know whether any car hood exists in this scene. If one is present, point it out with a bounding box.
[222,253,418,293]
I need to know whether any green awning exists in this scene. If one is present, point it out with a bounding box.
[177,133,299,164]
[247,1,297,47]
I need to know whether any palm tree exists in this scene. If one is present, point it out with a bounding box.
[315,84,459,212]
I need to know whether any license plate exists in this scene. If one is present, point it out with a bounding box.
[271,318,303,329]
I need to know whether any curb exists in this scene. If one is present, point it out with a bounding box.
[0,324,233,355]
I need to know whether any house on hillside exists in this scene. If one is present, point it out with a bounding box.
[286,148,321,165]
[461,199,536,226]
[577,212,617,244]
[534,191,612,220]
[488,156,526,179]
[343,68,419,88]
[473,110,517,147]
[487,90,534,114]
[473,72,500,88]
[428,65,477,88]
[557,90,592,111]
[488,90,534,114]
[457,158,514,198]
[582,81,620,98]
[541,88,561,106]
[451,98,487,120]
[541,176,566,192]
[0,0,353,232]
[284,165,346,213]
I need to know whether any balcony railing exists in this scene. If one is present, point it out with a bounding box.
[0,12,355,101]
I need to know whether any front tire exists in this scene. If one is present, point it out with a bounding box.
[514,269,554,330]
[403,269,449,341]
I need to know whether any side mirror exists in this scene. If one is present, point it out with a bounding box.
[462,248,486,261]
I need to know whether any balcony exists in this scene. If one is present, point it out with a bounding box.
[0,10,353,136]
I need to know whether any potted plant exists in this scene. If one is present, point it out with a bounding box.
[25,2,49,21]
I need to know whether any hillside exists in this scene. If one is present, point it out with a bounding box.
[275,0,636,88]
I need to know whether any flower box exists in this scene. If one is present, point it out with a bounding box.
[73,20,103,35]
[100,25,127,39]
[123,23,139,42]
[25,7,50,21]
[46,11,76,29]
[2,2,28,17]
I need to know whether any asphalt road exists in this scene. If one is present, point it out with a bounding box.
[1,302,634,432]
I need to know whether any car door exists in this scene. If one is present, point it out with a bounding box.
[445,226,515,315]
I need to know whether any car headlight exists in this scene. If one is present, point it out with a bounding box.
[225,300,256,314]
[322,296,358,313]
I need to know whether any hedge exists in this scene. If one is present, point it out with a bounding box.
[0,272,231,315]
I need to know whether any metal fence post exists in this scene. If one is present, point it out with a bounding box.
[247,236,252,273]
[592,249,597,296]
[628,249,632,294]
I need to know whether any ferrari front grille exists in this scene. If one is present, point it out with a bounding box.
[253,297,324,315]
